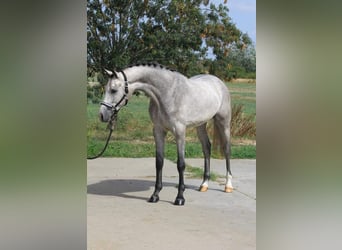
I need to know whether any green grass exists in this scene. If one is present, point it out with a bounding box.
[88,139,256,159]
[87,82,256,159]
[227,82,256,116]
[185,164,223,181]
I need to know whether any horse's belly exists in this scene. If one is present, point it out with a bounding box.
[179,103,220,127]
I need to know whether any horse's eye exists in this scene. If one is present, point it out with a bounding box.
[110,89,117,94]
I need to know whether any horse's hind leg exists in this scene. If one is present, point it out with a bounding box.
[148,126,167,203]
[214,116,233,193]
[174,124,186,205]
[196,123,211,192]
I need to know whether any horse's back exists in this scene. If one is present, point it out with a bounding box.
[190,73,228,87]
[189,74,230,99]
[190,74,231,117]
[166,74,229,127]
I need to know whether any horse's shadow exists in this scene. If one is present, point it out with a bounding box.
[87,179,199,204]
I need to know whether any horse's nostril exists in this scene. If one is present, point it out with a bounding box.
[99,113,104,122]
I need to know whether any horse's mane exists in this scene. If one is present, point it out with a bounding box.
[127,62,176,72]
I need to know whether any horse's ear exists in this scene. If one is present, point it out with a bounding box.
[104,69,113,76]
[104,69,117,78]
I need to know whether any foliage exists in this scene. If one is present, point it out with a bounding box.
[87,0,253,78]
[226,44,256,79]
[88,0,205,76]
[87,83,103,104]
[206,44,256,80]
[203,3,251,58]
[231,104,256,137]
[87,72,105,103]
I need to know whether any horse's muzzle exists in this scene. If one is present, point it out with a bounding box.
[99,112,105,122]
[99,107,110,123]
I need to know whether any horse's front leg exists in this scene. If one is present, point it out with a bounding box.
[148,126,166,203]
[174,126,186,206]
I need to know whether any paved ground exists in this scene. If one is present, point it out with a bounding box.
[87,158,256,250]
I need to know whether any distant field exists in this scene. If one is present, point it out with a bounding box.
[87,81,256,159]
[228,82,256,117]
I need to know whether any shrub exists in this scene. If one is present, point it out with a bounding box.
[231,104,256,137]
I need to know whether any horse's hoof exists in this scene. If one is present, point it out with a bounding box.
[224,186,234,193]
[199,186,208,192]
[148,195,159,203]
[174,197,185,206]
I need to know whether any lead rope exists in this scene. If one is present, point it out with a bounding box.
[87,111,117,160]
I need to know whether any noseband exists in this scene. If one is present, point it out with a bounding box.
[100,70,129,115]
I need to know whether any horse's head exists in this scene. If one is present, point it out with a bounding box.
[99,69,129,123]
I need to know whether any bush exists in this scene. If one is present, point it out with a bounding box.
[210,103,255,156]
[87,83,103,104]
[231,104,256,137]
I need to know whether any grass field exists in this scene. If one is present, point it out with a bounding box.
[87,81,256,160]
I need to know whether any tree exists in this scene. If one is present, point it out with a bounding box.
[87,0,147,75]
[87,0,252,78]
[202,3,253,79]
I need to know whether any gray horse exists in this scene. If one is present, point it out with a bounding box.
[99,63,233,205]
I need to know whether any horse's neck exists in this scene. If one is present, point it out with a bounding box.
[124,66,182,94]
[124,66,185,113]
[124,66,150,83]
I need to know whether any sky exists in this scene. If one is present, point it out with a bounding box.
[212,0,256,44]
